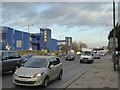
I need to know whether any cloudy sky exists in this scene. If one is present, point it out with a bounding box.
[1,1,120,48]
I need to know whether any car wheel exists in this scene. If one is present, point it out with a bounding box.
[80,60,82,63]
[90,60,93,64]
[43,76,49,88]
[57,70,63,80]
[73,57,75,60]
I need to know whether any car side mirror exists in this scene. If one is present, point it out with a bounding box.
[23,60,27,63]
[49,65,54,69]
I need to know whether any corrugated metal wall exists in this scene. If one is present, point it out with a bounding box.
[0,26,14,50]
[30,34,40,50]
[50,39,58,51]
[22,32,30,50]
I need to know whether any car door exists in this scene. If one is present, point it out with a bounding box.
[50,57,61,79]
[2,52,10,72]
[48,58,57,81]
[8,52,21,70]
[55,58,62,77]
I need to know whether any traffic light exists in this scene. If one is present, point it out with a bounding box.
[44,31,47,42]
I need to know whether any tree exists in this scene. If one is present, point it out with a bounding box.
[108,24,120,51]
[72,41,88,52]
[72,42,79,52]
[78,42,88,51]
[58,41,88,53]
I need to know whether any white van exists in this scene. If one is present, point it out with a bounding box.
[80,48,94,64]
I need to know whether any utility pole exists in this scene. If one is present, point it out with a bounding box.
[113,0,117,71]
[28,24,33,33]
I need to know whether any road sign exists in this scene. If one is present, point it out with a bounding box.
[109,38,118,48]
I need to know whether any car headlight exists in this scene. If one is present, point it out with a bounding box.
[14,72,17,76]
[80,57,83,59]
[33,73,43,78]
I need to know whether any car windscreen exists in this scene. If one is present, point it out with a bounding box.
[81,51,92,56]
[23,57,48,68]
[22,54,33,59]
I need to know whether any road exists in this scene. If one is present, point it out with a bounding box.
[2,55,102,89]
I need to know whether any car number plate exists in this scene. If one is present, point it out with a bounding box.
[20,79,27,81]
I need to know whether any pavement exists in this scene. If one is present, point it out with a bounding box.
[66,54,118,89]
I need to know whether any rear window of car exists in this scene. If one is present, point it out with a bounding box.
[2,52,9,60]
[9,52,20,59]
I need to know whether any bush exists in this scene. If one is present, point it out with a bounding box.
[17,50,46,56]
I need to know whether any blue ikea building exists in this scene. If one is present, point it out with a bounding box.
[0,26,30,50]
[65,37,72,50]
[0,26,14,50]
[0,26,59,51]
[0,26,72,51]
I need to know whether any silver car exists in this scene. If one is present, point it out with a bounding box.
[13,56,63,87]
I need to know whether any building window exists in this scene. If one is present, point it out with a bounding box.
[16,40,22,48]
[30,37,32,41]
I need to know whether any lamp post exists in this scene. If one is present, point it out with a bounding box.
[113,0,117,71]
[28,24,33,33]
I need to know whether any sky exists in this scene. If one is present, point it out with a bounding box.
[1,1,120,48]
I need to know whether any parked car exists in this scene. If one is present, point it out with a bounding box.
[21,53,37,63]
[0,51,22,73]
[65,53,75,61]
[13,56,63,87]
[80,48,94,63]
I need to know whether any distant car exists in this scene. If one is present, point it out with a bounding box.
[99,50,107,56]
[80,49,94,63]
[65,53,75,61]
[13,56,63,87]
[94,52,100,59]
[100,52,106,56]
[76,52,81,55]
[21,53,37,63]
[0,51,22,73]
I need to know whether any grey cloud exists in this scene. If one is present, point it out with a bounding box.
[37,2,113,27]
[2,2,113,29]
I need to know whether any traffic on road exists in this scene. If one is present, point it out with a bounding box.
[1,49,107,89]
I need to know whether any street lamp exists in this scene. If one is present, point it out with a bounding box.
[28,24,33,33]
[113,0,117,71]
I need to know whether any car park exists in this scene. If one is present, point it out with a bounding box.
[0,51,22,73]
[80,48,94,63]
[65,53,75,61]
[13,56,63,87]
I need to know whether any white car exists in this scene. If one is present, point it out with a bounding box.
[80,50,94,63]
[94,52,100,59]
